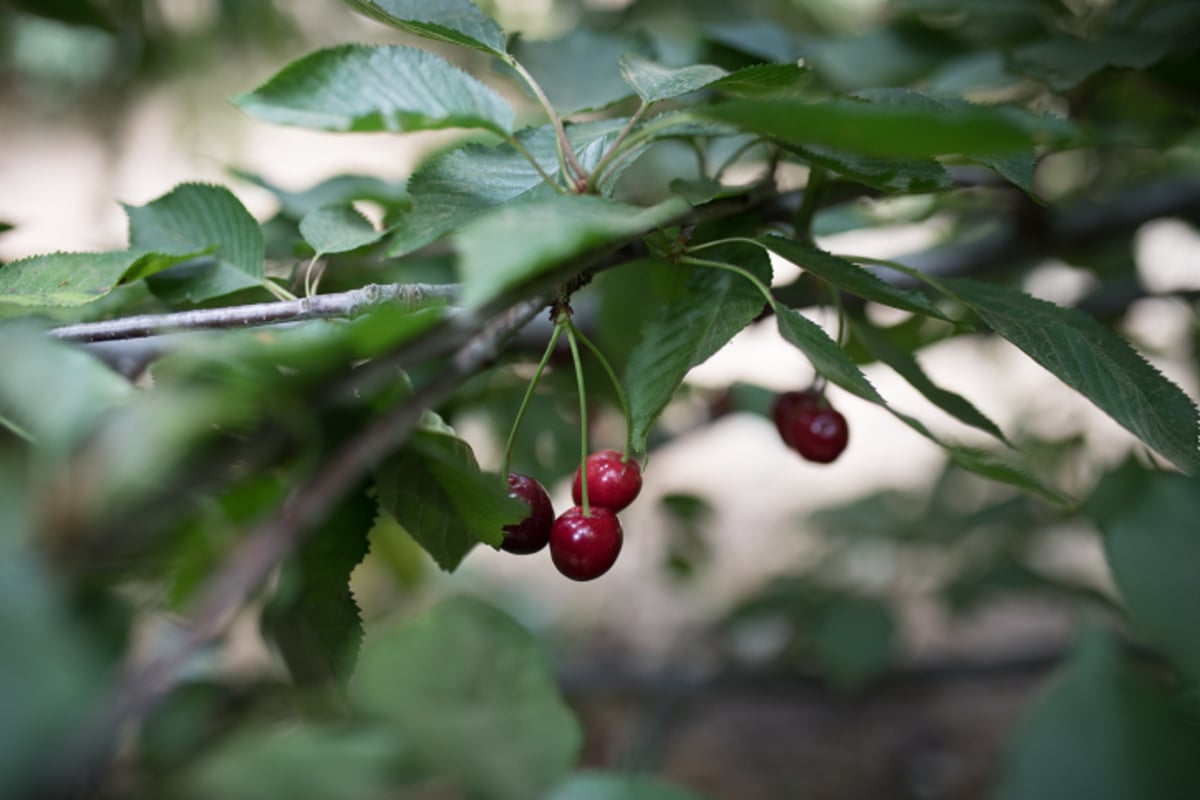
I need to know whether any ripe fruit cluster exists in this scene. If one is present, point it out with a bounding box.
[772,389,849,463]
[501,449,642,581]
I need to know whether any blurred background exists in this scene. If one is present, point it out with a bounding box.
[3,1,1199,797]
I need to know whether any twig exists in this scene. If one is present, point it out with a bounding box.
[53,293,548,798]
[50,282,460,343]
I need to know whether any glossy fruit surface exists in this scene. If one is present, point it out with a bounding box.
[500,473,554,554]
[571,449,642,511]
[549,506,623,581]
[771,390,822,448]
[789,405,849,463]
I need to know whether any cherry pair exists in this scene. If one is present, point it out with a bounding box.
[772,389,849,463]
[501,450,642,581]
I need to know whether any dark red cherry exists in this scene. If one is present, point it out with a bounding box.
[501,473,554,554]
[788,404,849,463]
[571,449,642,512]
[549,506,623,581]
[772,390,822,449]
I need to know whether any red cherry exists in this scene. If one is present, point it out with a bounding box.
[549,506,623,581]
[771,390,822,448]
[501,473,554,554]
[789,404,849,463]
[571,449,642,511]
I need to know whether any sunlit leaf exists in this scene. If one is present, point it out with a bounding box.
[619,52,728,104]
[341,0,507,55]
[299,204,384,254]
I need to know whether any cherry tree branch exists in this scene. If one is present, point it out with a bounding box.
[51,282,460,344]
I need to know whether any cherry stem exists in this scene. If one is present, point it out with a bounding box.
[505,55,588,182]
[563,321,591,516]
[678,255,777,312]
[713,137,766,182]
[586,103,646,193]
[501,324,563,477]
[506,134,567,193]
[564,318,635,461]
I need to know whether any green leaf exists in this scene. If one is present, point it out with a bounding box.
[811,596,896,691]
[763,236,951,321]
[0,249,192,307]
[945,279,1200,476]
[699,95,1062,157]
[374,417,524,571]
[0,323,132,451]
[262,487,376,688]
[626,245,771,452]
[234,45,514,136]
[351,596,582,799]
[454,194,688,310]
[707,62,812,97]
[548,771,716,800]
[184,723,401,800]
[1011,33,1176,92]
[341,0,507,55]
[235,172,410,220]
[387,119,627,257]
[775,306,884,403]
[787,144,951,193]
[996,631,1200,800]
[513,28,636,114]
[850,317,1009,445]
[299,204,384,254]
[1088,461,1200,684]
[619,52,728,104]
[126,183,266,303]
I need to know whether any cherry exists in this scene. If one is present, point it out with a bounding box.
[500,473,554,554]
[571,449,642,511]
[773,390,849,463]
[549,506,623,581]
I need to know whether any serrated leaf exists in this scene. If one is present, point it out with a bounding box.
[945,278,1200,475]
[374,421,524,571]
[619,52,728,104]
[699,94,1063,157]
[342,0,506,55]
[850,317,1009,445]
[234,45,513,136]
[996,631,1200,800]
[387,119,628,257]
[787,144,952,193]
[775,307,884,403]
[626,245,771,451]
[299,204,384,254]
[126,183,266,303]
[1088,461,1200,684]
[708,62,811,96]
[0,249,193,307]
[764,236,951,321]
[263,487,376,687]
[454,194,688,310]
[352,596,582,799]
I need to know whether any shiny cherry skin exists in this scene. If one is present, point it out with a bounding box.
[788,403,849,463]
[549,506,623,581]
[771,390,823,448]
[500,473,554,554]
[571,449,642,512]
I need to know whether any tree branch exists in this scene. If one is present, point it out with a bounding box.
[50,282,459,344]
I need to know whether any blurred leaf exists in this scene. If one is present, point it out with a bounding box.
[850,317,1008,444]
[627,244,771,452]
[0,323,131,451]
[702,20,798,62]
[234,45,514,136]
[548,771,716,800]
[764,236,951,321]
[1011,34,1177,91]
[811,596,896,691]
[299,204,384,255]
[996,631,1200,800]
[374,416,524,571]
[183,723,402,800]
[454,195,687,309]
[799,26,960,91]
[0,250,194,307]
[263,487,376,688]
[342,0,507,55]
[619,52,728,104]
[351,596,581,799]
[946,279,1200,476]
[786,143,952,193]
[387,119,627,257]
[700,94,1064,157]
[513,28,636,113]
[236,172,410,221]
[128,183,266,304]
[1088,461,1200,684]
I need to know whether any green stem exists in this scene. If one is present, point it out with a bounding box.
[793,166,828,244]
[506,55,587,181]
[713,137,765,182]
[501,325,563,477]
[263,280,297,302]
[566,318,634,459]
[679,255,777,310]
[684,235,763,255]
[507,134,567,193]
[586,103,646,193]
[564,323,591,515]
[589,111,699,190]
